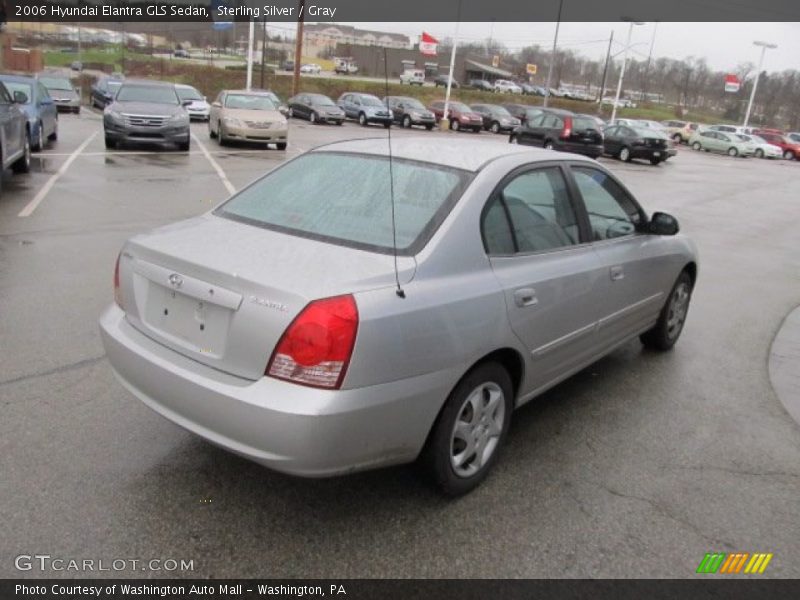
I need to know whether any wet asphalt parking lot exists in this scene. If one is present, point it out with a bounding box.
[2,110,799,578]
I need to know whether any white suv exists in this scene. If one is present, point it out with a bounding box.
[494,80,522,94]
[400,70,425,86]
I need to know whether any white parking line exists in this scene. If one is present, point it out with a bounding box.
[191,134,236,195]
[18,131,98,218]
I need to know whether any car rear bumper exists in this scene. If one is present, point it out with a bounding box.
[187,109,210,120]
[557,141,604,158]
[365,115,393,124]
[99,305,450,477]
[53,98,81,111]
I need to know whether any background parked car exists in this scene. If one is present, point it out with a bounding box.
[173,49,190,58]
[385,96,435,130]
[209,90,287,149]
[175,84,210,121]
[502,103,544,125]
[287,93,344,125]
[469,79,494,91]
[281,60,295,71]
[300,64,322,74]
[494,80,522,94]
[70,60,83,72]
[434,74,460,88]
[603,124,670,165]
[0,80,32,196]
[470,103,521,133]
[788,132,800,143]
[428,101,483,132]
[103,81,190,151]
[737,134,782,159]
[0,74,58,152]
[37,72,80,114]
[752,131,800,160]
[338,93,393,127]
[400,70,425,86]
[688,129,755,157]
[91,76,124,109]
[662,120,699,143]
[510,108,603,158]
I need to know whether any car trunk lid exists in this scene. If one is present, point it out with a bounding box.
[118,215,416,380]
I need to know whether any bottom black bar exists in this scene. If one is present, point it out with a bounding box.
[3,579,800,600]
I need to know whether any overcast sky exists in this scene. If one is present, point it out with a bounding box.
[334,22,800,73]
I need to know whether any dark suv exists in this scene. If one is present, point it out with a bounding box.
[509,108,603,158]
[384,96,435,130]
[470,103,521,133]
[103,81,191,151]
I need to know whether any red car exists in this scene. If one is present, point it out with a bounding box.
[428,100,483,132]
[754,130,800,160]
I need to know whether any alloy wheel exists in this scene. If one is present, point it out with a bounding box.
[449,382,506,478]
[666,282,691,341]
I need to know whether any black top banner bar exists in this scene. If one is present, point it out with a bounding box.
[5,0,800,22]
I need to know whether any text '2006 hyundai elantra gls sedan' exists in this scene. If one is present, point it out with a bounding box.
[99,138,698,495]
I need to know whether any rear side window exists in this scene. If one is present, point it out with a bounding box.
[482,167,579,255]
[572,117,597,130]
[0,83,11,104]
[572,167,643,241]
[217,152,470,255]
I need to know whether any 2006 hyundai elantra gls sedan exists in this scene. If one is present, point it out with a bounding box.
[100,138,697,495]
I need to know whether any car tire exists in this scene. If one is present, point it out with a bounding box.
[209,120,217,139]
[218,126,227,146]
[619,146,632,162]
[104,135,116,150]
[276,142,287,150]
[11,133,31,174]
[755,149,764,158]
[48,126,58,142]
[421,362,513,496]
[336,120,343,126]
[451,119,460,131]
[672,133,682,142]
[287,107,294,118]
[490,121,500,133]
[310,111,318,124]
[384,121,392,129]
[640,271,694,351]
[358,113,367,126]
[402,115,412,128]
[649,156,661,166]
[178,140,190,152]
[425,124,434,131]
[544,140,554,150]
[509,135,518,144]
[783,150,795,160]
[692,142,702,151]
[31,122,43,152]
[728,147,738,157]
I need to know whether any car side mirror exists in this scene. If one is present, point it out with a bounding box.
[182,100,193,107]
[13,91,28,104]
[648,212,680,236]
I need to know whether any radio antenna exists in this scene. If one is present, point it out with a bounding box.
[384,47,405,299]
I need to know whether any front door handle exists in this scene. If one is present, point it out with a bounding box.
[610,265,625,281]
[514,288,538,307]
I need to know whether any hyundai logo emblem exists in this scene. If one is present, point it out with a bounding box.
[168,273,183,288]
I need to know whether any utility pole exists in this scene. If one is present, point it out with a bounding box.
[292,0,305,97]
[442,0,463,130]
[610,20,644,123]
[597,30,614,113]
[246,20,255,90]
[743,40,777,129]
[260,20,268,89]
[543,0,564,108]
[641,22,658,102]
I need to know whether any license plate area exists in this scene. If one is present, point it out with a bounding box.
[143,283,231,358]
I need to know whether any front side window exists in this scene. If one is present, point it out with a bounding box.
[482,167,579,255]
[572,167,642,241]
[217,152,470,255]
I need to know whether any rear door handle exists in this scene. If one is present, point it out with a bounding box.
[514,288,538,307]
[610,265,625,281]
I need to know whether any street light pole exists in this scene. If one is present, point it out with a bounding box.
[610,20,643,123]
[742,40,777,129]
[641,21,658,102]
[543,0,564,108]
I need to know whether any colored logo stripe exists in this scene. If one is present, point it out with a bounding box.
[697,552,773,574]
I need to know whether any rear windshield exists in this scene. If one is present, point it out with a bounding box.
[573,116,600,130]
[216,152,470,255]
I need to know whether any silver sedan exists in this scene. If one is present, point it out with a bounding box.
[100,138,698,495]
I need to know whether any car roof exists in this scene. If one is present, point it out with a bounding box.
[0,74,35,83]
[311,137,595,172]
[223,89,273,95]
[118,79,175,87]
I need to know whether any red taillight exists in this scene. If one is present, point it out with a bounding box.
[266,295,359,389]
[561,117,572,139]
[113,252,123,309]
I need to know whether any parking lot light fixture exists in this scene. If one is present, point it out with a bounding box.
[742,41,778,129]
[610,19,644,123]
